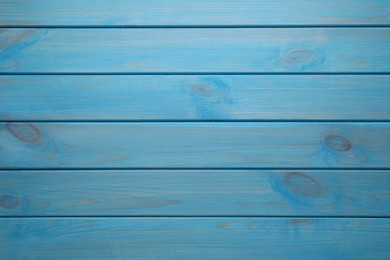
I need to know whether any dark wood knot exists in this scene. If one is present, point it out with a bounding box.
[283,171,326,197]
[283,50,312,65]
[0,195,20,210]
[191,84,215,97]
[6,123,41,144]
[324,135,352,152]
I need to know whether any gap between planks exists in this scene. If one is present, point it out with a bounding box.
[2,120,390,123]
[2,167,390,171]
[2,72,390,75]
[1,216,390,219]
[2,25,390,29]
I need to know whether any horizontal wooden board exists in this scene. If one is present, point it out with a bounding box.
[1,170,389,216]
[1,29,390,73]
[0,0,390,26]
[1,75,390,120]
[1,218,389,259]
[1,122,389,168]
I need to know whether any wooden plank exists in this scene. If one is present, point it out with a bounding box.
[1,29,390,73]
[1,75,389,120]
[1,170,389,216]
[1,0,390,26]
[1,218,389,259]
[0,122,389,168]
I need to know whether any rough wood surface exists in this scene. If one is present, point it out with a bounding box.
[1,218,389,259]
[1,0,389,26]
[1,170,389,216]
[1,29,390,72]
[1,75,389,120]
[1,122,389,169]
[1,2,389,258]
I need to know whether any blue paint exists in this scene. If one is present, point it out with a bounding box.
[0,29,47,61]
[281,48,326,71]
[2,170,389,216]
[190,78,233,119]
[0,1,389,259]
[1,75,389,120]
[1,28,390,72]
[0,0,389,26]
[1,218,390,259]
[1,122,389,168]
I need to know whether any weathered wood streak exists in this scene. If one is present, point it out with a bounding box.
[0,170,389,216]
[0,0,389,26]
[1,75,389,120]
[1,29,390,72]
[0,123,389,168]
[1,218,389,259]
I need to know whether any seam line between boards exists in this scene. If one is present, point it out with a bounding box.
[2,120,390,123]
[1,25,390,29]
[1,72,390,75]
[1,168,389,171]
[1,216,390,219]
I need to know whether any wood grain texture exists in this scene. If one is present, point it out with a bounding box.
[1,29,390,73]
[1,170,389,216]
[0,0,389,26]
[1,1,389,258]
[1,75,389,120]
[0,122,389,169]
[1,218,389,259]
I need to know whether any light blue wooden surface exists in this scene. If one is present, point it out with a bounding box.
[0,0,389,26]
[1,122,389,168]
[1,170,389,216]
[1,28,390,72]
[1,1,390,259]
[1,75,389,120]
[1,218,389,259]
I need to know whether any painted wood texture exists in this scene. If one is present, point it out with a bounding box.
[1,29,390,73]
[1,0,390,26]
[1,122,389,169]
[1,1,389,258]
[1,75,390,120]
[1,170,389,216]
[1,218,389,259]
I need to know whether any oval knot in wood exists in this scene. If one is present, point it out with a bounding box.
[6,123,41,144]
[324,135,352,152]
[283,172,326,197]
[191,84,216,97]
[0,195,20,210]
[283,50,312,65]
